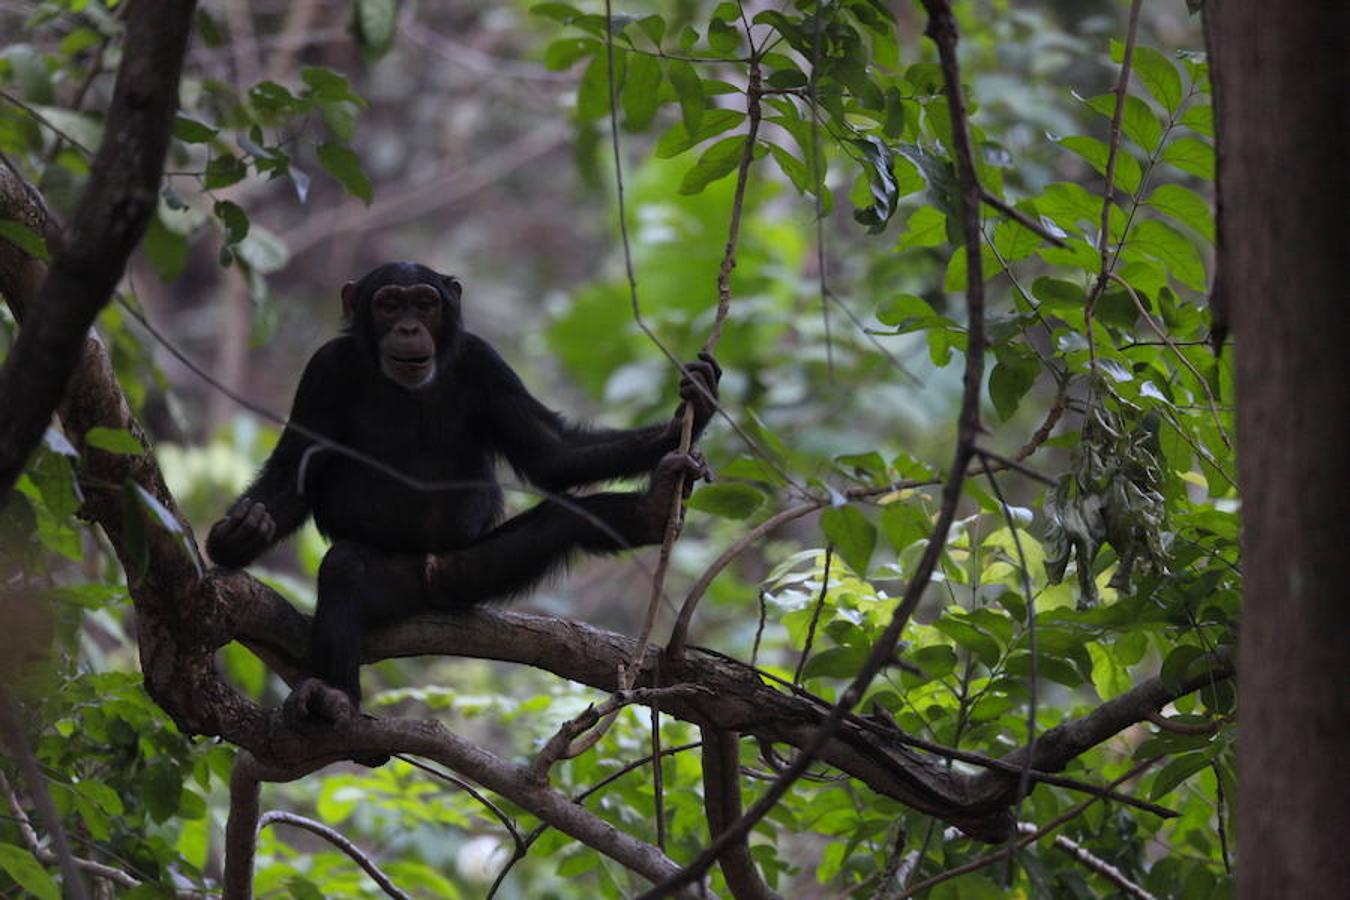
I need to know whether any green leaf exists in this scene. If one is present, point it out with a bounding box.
[531,3,584,25]
[707,16,741,54]
[1131,45,1185,113]
[897,205,946,249]
[637,14,665,46]
[881,502,930,552]
[1162,137,1215,179]
[991,215,1043,262]
[301,67,367,106]
[1149,752,1211,800]
[544,37,598,71]
[0,844,59,900]
[768,143,812,195]
[1058,135,1142,195]
[172,115,217,144]
[1031,277,1087,312]
[1036,181,1120,238]
[908,645,957,681]
[932,614,1001,667]
[666,60,704,135]
[317,142,372,204]
[686,482,765,519]
[143,214,188,281]
[989,350,1040,422]
[204,153,247,190]
[85,426,143,455]
[1087,642,1131,700]
[213,200,250,244]
[1146,184,1214,243]
[354,0,396,60]
[0,219,49,261]
[1160,644,1207,692]
[1181,104,1214,138]
[821,506,876,576]
[802,646,867,680]
[575,52,619,122]
[558,851,598,877]
[1083,93,1164,153]
[678,135,745,195]
[1128,219,1207,290]
[875,293,943,331]
[654,108,744,158]
[621,52,661,129]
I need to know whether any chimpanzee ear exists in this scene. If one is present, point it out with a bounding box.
[441,274,462,302]
[340,282,357,321]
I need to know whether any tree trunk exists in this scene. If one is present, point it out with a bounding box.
[1208,4,1350,897]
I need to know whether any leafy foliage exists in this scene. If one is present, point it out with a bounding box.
[0,2,1238,898]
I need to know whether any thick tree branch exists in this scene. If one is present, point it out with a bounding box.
[700,727,781,900]
[0,0,197,499]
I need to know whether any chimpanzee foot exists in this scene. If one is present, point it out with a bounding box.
[284,678,355,723]
[283,678,389,767]
[639,451,712,543]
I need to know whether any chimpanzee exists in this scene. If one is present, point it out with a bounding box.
[208,261,720,721]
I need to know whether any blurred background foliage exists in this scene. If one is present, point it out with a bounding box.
[0,1,1237,897]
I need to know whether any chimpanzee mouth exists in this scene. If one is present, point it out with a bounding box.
[389,355,433,366]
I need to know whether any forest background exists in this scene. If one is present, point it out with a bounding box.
[0,1,1343,898]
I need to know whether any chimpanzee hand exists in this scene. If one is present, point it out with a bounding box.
[639,451,711,543]
[674,352,722,440]
[206,497,276,568]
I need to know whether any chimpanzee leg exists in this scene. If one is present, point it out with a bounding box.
[311,540,430,704]
[426,491,653,606]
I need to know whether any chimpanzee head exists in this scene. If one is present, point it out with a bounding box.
[341,261,463,389]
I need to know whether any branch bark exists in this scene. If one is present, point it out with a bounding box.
[1207,4,1350,898]
[0,0,198,499]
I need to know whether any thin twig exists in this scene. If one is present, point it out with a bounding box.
[979,452,1039,880]
[393,755,524,852]
[1085,0,1144,388]
[0,772,139,890]
[1040,825,1158,899]
[0,686,89,900]
[751,590,768,668]
[793,545,833,684]
[533,686,711,781]
[897,758,1161,897]
[487,742,704,899]
[670,500,825,660]
[0,89,95,158]
[1145,711,1223,736]
[650,53,765,669]
[259,812,411,900]
[691,643,1181,819]
[1213,762,1232,875]
[973,446,1057,487]
[1013,379,1069,461]
[980,191,1067,248]
[636,5,991,893]
[1107,270,1231,448]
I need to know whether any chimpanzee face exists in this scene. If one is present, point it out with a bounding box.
[340,262,463,390]
[371,283,443,388]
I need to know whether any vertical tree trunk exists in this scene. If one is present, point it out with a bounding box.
[1208,4,1350,897]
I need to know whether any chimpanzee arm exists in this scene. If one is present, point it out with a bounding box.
[467,336,719,492]
[206,340,348,567]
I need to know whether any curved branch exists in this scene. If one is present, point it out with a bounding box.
[260,813,411,900]
[700,727,781,900]
[0,0,198,498]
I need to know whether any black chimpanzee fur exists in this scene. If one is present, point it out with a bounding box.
[208,261,719,717]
